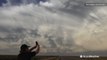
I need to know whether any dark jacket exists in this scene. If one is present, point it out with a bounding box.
[18,52,36,60]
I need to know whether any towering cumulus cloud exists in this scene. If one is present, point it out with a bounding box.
[0,0,107,56]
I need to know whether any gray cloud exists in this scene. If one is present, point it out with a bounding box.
[0,0,107,55]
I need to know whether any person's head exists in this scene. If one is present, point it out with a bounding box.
[20,44,30,53]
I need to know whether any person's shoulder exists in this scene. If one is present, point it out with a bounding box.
[30,52,36,56]
[18,52,28,56]
[29,52,35,54]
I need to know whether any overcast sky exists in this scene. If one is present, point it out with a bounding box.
[0,0,107,56]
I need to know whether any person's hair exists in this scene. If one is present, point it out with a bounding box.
[20,44,29,53]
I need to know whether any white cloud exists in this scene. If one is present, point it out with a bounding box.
[40,1,54,7]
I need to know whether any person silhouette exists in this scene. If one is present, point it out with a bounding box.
[18,41,40,60]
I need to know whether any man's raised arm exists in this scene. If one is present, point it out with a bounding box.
[29,41,38,52]
[35,44,40,54]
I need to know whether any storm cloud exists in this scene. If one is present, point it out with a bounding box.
[0,0,107,56]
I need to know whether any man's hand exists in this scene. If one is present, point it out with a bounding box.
[35,41,38,46]
[29,41,38,52]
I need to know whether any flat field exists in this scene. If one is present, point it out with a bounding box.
[0,55,107,60]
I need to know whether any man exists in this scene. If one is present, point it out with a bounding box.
[18,41,40,60]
